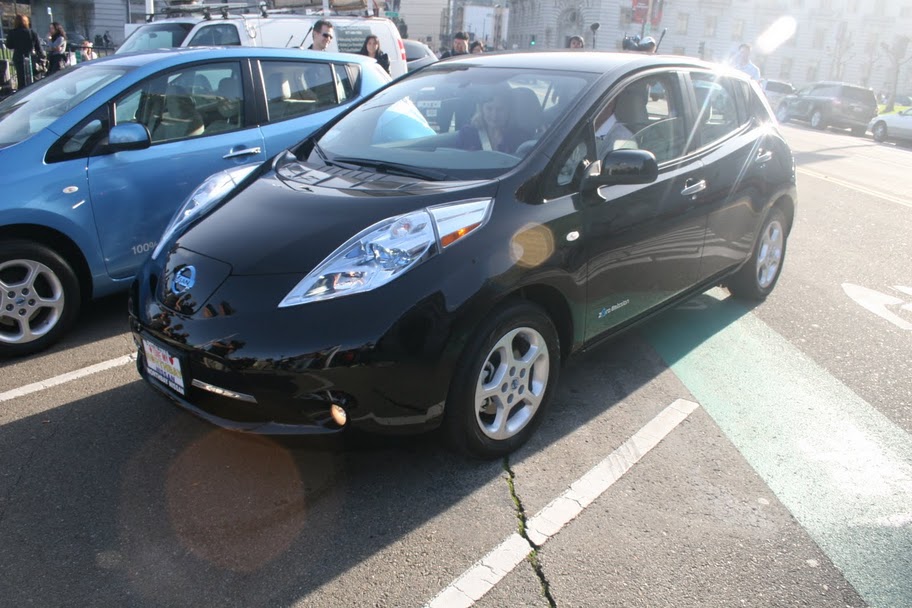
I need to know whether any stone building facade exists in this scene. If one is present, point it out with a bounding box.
[505,0,912,92]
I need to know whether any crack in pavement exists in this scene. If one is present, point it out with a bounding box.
[503,456,557,608]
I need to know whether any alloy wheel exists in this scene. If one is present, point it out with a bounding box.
[474,326,550,441]
[0,258,66,345]
[755,220,784,289]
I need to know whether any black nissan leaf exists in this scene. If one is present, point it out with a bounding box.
[131,52,797,458]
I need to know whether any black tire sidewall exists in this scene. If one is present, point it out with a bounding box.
[873,122,886,142]
[0,240,81,357]
[445,301,560,459]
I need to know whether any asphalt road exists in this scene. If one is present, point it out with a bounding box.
[1,123,909,607]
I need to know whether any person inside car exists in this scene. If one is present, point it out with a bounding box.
[457,84,533,154]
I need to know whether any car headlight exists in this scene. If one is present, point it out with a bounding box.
[279,198,492,308]
[152,163,260,260]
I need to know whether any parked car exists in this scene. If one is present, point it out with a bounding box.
[775,81,877,135]
[403,39,437,72]
[120,10,408,77]
[759,78,795,109]
[0,47,390,357]
[131,52,797,458]
[868,107,912,144]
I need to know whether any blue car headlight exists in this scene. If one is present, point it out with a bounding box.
[152,163,260,260]
[279,198,493,308]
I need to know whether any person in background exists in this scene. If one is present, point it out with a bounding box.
[3,14,44,90]
[47,22,67,75]
[731,43,761,80]
[568,35,585,49]
[79,41,97,62]
[470,41,485,54]
[440,31,469,58]
[358,35,390,73]
[308,20,334,51]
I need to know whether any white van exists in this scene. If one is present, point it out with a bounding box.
[120,7,407,77]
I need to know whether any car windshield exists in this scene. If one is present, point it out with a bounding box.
[0,64,131,147]
[119,23,195,53]
[311,64,595,180]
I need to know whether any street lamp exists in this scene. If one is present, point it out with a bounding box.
[590,22,600,49]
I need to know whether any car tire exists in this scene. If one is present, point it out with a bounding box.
[776,105,790,123]
[0,240,81,358]
[445,301,560,459]
[727,208,788,301]
[872,121,888,142]
[810,109,826,130]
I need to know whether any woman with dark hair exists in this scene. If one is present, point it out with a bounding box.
[357,35,390,74]
[3,14,44,90]
[469,41,485,54]
[47,22,67,75]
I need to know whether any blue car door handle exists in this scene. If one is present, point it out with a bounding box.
[680,179,707,197]
[223,146,262,159]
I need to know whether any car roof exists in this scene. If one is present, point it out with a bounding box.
[437,50,726,74]
[89,46,378,68]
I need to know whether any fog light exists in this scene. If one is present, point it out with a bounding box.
[330,404,347,426]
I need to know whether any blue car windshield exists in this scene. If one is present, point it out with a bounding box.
[314,65,595,179]
[0,65,131,147]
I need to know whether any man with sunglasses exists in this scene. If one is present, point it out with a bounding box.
[308,20,334,51]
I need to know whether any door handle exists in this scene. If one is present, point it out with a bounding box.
[223,146,262,159]
[680,179,707,197]
[755,150,773,163]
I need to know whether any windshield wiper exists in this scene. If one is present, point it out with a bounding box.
[330,157,449,181]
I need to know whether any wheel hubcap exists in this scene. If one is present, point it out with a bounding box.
[755,220,784,289]
[0,259,65,344]
[474,326,550,441]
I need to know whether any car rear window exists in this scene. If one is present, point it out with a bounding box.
[765,81,793,94]
[841,86,876,105]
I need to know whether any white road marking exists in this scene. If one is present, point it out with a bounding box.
[798,168,912,209]
[425,399,700,608]
[842,283,912,331]
[0,354,136,403]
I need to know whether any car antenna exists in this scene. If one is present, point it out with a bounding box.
[654,27,667,53]
[299,24,314,49]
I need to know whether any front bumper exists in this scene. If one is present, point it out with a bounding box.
[129,259,471,435]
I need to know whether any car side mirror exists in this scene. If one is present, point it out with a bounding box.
[108,123,151,152]
[582,149,658,194]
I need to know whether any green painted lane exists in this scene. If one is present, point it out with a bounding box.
[643,288,912,608]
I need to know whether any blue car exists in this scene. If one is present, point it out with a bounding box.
[0,47,390,356]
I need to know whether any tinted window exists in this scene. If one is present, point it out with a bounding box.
[188,24,242,46]
[841,86,876,105]
[691,73,741,146]
[812,85,840,97]
[262,60,339,122]
[765,81,793,94]
[115,62,244,143]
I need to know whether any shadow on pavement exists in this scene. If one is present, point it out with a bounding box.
[0,292,756,606]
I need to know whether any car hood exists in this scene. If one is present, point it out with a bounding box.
[172,164,496,276]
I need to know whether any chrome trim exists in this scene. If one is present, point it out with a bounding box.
[191,379,257,403]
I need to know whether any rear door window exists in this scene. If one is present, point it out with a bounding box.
[690,73,742,146]
[261,60,339,122]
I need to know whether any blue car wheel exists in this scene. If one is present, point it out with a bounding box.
[0,240,81,358]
